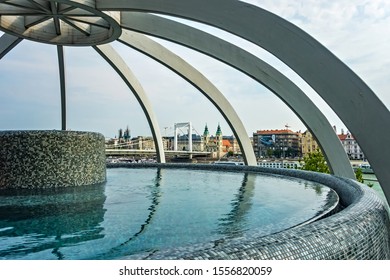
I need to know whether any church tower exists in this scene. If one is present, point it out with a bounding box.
[201,123,210,151]
[215,123,223,158]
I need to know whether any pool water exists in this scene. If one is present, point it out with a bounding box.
[0,168,338,259]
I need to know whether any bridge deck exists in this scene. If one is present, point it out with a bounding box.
[105,149,211,157]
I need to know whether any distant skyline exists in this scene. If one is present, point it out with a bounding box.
[0,0,389,139]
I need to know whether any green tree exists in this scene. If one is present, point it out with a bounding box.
[266,148,273,158]
[354,168,374,187]
[301,151,375,188]
[355,168,364,183]
[300,149,330,174]
[273,149,282,158]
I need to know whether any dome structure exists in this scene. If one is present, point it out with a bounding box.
[0,0,121,46]
[0,0,389,204]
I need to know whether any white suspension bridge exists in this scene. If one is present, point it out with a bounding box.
[106,122,213,158]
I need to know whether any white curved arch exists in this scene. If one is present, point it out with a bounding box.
[98,0,390,208]
[93,43,166,163]
[118,30,256,165]
[0,33,166,162]
[120,12,355,179]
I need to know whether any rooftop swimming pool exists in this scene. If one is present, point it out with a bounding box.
[0,166,338,259]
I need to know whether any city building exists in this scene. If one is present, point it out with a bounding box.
[166,123,239,159]
[130,136,155,150]
[106,126,132,148]
[107,124,238,160]
[201,124,224,159]
[118,126,131,142]
[253,129,300,159]
[300,130,320,157]
[223,135,241,155]
[337,130,365,160]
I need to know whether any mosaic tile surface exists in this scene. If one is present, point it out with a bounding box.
[0,130,106,189]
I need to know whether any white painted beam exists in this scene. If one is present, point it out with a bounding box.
[118,30,257,165]
[98,0,390,207]
[120,12,355,178]
[93,43,166,163]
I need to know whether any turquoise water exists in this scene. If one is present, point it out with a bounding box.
[0,168,337,260]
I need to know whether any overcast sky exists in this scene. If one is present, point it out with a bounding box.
[0,0,389,139]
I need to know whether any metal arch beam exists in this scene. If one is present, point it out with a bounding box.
[57,45,66,131]
[0,33,22,59]
[93,44,166,163]
[98,0,390,203]
[120,12,355,179]
[119,31,256,166]
[118,30,257,166]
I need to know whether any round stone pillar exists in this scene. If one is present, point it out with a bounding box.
[0,130,106,189]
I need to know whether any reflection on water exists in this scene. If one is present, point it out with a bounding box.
[304,181,323,195]
[217,173,256,238]
[0,183,106,259]
[217,173,336,240]
[0,168,338,259]
[95,169,163,259]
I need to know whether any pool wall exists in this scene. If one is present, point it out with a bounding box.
[111,163,390,260]
[0,130,106,189]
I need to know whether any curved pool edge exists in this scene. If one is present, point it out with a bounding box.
[111,163,390,260]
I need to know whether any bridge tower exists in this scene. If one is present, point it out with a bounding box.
[173,122,192,152]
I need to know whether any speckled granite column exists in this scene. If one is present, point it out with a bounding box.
[0,130,106,189]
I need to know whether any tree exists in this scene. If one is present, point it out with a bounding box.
[273,149,282,158]
[355,168,364,183]
[301,150,374,188]
[300,149,330,174]
[266,148,273,158]
[354,168,374,188]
